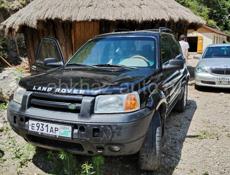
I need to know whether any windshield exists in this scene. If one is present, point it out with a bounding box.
[67,37,156,68]
[203,46,230,59]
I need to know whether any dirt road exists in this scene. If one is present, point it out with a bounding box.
[0,59,229,175]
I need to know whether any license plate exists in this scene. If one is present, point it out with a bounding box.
[28,120,72,138]
[216,77,230,85]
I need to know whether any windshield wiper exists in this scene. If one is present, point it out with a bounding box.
[65,63,97,69]
[93,64,135,69]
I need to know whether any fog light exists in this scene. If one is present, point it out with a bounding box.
[109,145,121,152]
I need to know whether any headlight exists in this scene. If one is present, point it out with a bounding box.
[13,86,26,104]
[196,66,209,73]
[94,92,140,114]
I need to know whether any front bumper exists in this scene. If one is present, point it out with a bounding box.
[195,72,230,88]
[7,101,154,156]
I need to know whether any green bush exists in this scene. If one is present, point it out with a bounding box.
[0,37,7,58]
[176,0,230,33]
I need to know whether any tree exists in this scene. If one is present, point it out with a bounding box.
[176,0,230,33]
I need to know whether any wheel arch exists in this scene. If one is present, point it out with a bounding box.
[156,101,167,136]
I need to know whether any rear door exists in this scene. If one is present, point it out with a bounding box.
[160,34,184,110]
[32,38,64,74]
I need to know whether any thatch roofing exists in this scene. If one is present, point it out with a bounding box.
[1,0,205,33]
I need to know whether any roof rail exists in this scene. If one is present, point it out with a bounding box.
[144,27,173,33]
[113,27,173,33]
[113,28,131,32]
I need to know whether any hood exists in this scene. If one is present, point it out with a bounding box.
[19,67,156,95]
[198,58,230,68]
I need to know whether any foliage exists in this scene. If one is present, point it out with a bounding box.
[92,156,104,175]
[12,143,35,169]
[176,0,230,32]
[0,1,31,65]
[0,102,7,111]
[46,150,105,175]
[0,37,7,58]
[46,150,79,175]
[3,134,35,173]
[80,162,95,175]
[197,130,219,140]
[0,0,31,11]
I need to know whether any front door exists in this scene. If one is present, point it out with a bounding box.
[32,37,64,74]
[160,34,184,111]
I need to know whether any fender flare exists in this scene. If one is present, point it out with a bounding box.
[155,91,167,116]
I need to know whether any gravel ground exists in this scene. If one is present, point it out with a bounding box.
[0,58,229,175]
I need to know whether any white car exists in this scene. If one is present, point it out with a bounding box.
[195,44,230,88]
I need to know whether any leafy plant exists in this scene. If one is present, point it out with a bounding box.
[80,162,95,175]
[46,151,105,175]
[197,130,219,140]
[0,0,31,11]
[46,150,79,175]
[59,150,79,175]
[0,37,7,58]
[13,143,35,168]
[13,67,26,81]
[0,102,7,111]
[4,134,35,172]
[92,156,104,175]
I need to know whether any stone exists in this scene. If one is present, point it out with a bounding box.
[0,67,29,102]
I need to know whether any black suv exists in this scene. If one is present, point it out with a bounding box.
[7,30,189,171]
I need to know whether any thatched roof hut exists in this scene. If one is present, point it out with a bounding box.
[1,0,205,67]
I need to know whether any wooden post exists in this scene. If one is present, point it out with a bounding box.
[54,21,67,60]
[13,36,20,57]
[24,28,36,67]
[63,22,73,59]
[0,55,12,67]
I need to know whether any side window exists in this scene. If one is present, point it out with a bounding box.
[36,38,63,64]
[170,37,182,58]
[160,34,173,64]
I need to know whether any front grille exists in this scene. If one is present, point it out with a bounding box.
[27,135,84,151]
[201,81,216,85]
[29,93,83,113]
[211,68,230,75]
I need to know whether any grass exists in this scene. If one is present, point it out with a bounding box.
[46,150,104,175]
[80,162,95,175]
[0,119,105,175]
[92,156,104,175]
[0,122,105,175]
[0,103,7,111]
[47,150,79,175]
[0,121,35,173]
[14,67,27,81]
[197,130,219,140]
[5,136,35,173]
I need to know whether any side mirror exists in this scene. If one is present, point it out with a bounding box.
[163,59,185,71]
[44,57,64,67]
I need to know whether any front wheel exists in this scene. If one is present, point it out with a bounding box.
[139,111,162,171]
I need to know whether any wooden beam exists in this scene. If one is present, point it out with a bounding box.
[0,55,12,67]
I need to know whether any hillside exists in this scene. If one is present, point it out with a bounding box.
[176,0,230,33]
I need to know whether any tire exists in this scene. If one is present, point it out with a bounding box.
[175,83,188,113]
[139,111,162,171]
